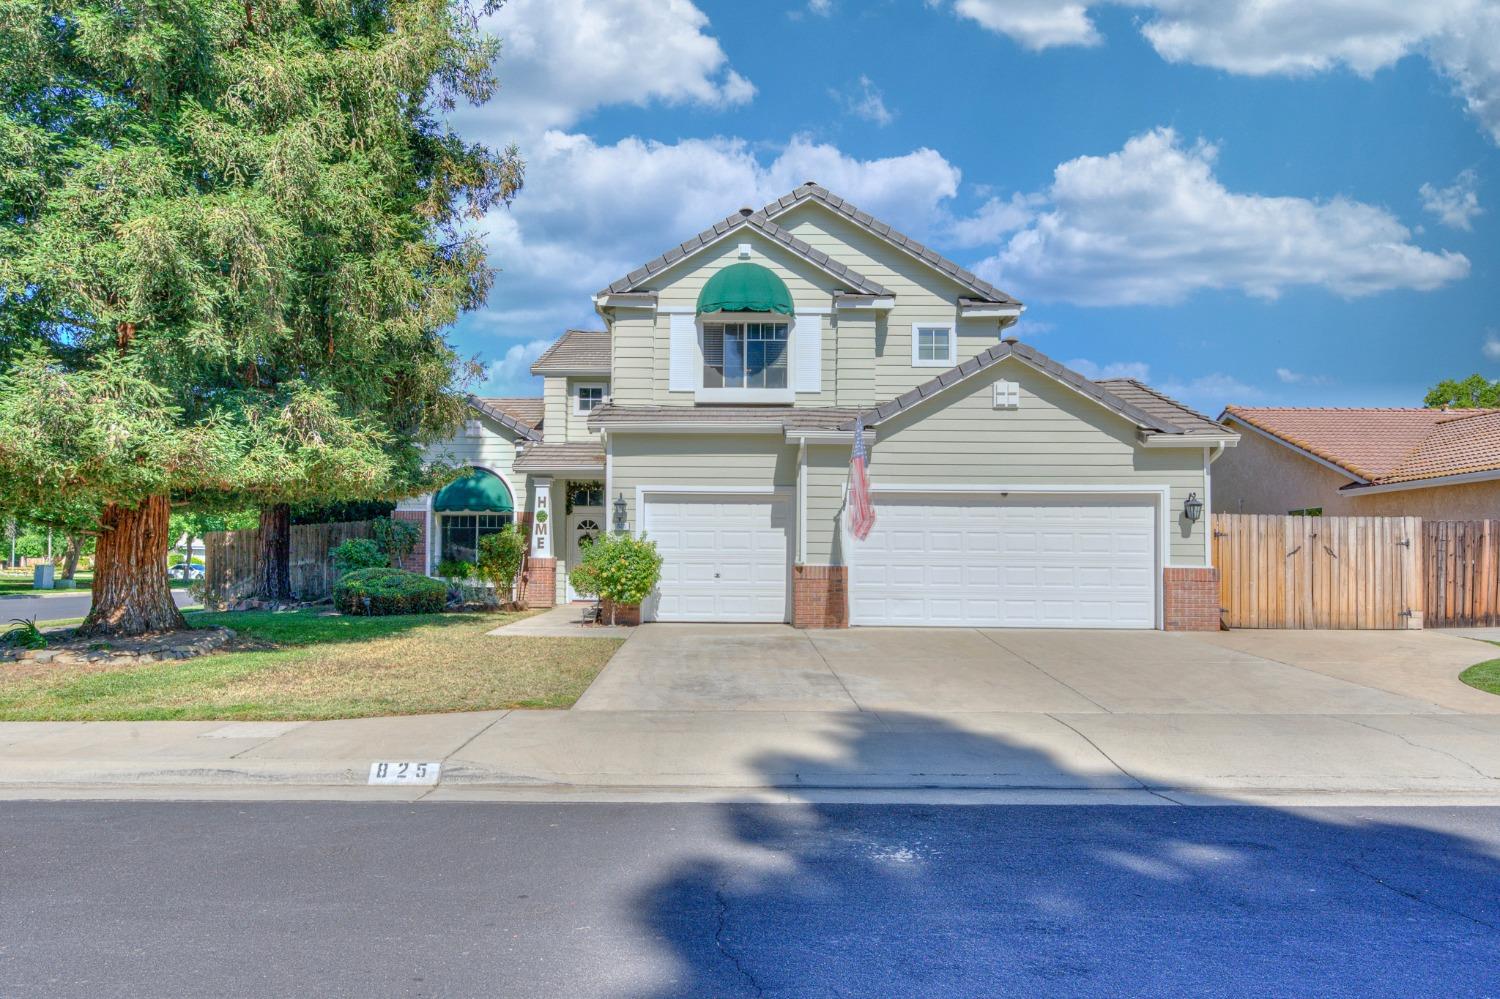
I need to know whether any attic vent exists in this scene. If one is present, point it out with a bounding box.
[994,380,1020,410]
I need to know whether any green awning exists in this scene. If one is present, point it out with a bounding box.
[696,262,794,316]
[433,468,514,513]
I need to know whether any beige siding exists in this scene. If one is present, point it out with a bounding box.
[778,206,1007,400]
[542,377,568,444]
[1215,426,1500,518]
[805,444,850,565]
[610,434,798,532]
[560,377,608,443]
[610,308,656,403]
[833,312,876,406]
[803,358,1210,567]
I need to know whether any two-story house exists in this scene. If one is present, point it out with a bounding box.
[395,183,1239,630]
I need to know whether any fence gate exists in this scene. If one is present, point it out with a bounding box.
[1425,520,1500,627]
[1212,514,1423,629]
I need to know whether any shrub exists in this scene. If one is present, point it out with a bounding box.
[332,538,387,577]
[435,558,475,581]
[577,533,663,624]
[371,517,420,567]
[167,552,184,567]
[333,568,447,616]
[477,526,526,607]
[1,617,47,650]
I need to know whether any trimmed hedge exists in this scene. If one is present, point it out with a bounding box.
[333,567,447,616]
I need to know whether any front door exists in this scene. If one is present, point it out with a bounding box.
[566,509,604,601]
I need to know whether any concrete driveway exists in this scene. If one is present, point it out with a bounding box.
[575,625,1500,716]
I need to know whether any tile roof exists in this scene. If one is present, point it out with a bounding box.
[513,442,604,473]
[1222,406,1500,485]
[530,331,611,375]
[760,183,1022,306]
[467,395,542,441]
[599,208,892,299]
[1096,379,1230,437]
[848,340,1217,437]
[587,404,867,433]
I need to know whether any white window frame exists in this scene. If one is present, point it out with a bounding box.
[696,313,795,404]
[911,323,956,367]
[573,382,607,415]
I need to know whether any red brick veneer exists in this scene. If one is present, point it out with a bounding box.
[1164,567,1220,631]
[523,557,556,609]
[392,511,427,574]
[792,565,849,628]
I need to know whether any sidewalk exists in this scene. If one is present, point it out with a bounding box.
[2,704,1498,804]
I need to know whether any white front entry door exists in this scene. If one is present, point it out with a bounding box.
[566,509,605,601]
[851,494,1158,629]
[642,493,791,622]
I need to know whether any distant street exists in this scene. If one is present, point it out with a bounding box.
[2,802,1497,998]
[0,588,198,624]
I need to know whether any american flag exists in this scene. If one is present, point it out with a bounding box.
[849,415,876,541]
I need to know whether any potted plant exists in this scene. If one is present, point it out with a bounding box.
[575,533,662,626]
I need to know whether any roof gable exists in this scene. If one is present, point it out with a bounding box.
[468,395,542,442]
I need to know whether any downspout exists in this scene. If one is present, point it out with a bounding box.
[797,439,808,565]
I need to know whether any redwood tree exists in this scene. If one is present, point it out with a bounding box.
[0,0,521,633]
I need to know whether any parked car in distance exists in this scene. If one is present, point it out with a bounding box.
[168,562,205,580]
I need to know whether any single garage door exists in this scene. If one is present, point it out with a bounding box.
[851,494,1157,629]
[642,493,791,622]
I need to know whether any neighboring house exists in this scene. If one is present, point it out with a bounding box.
[398,182,1239,630]
[1215,407,1500,519]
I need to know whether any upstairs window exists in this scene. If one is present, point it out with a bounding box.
[912,324,956,367]
[703,321,788,389]
[575,384,605,414]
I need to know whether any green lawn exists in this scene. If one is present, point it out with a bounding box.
[0,609,623,721]
[1459,649,1500,697]
[0,573,193,595]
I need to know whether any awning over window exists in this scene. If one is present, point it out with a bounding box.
[696,262,794,316]
[433,468,514,513]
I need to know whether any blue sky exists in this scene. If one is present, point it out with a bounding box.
[448,0,1500,413]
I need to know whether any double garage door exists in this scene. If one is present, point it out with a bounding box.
[850,494,1158,629]
[642,491,1158,628]
[643,494,792,622]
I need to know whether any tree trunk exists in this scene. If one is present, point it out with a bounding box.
[79,496,187,637]
[59,534,83,580]
[256,503,293,601]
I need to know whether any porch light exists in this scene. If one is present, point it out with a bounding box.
[613,493,628,533]
[1183,492,1203,522]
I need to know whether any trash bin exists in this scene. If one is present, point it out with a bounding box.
[32,563,55,590]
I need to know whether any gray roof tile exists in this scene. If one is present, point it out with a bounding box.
[467,395,542,441]
[513,442,604,472]
[530,330,611,375]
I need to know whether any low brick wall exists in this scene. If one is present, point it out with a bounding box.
[792,564,849,628]
[1164,567,1220,631]
[523,557,556,609]
[391,511,427,574]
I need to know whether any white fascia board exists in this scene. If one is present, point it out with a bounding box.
[532,367,611,378]
[958,303,1024,318]
[593,293,657,309]
[595,422,785,436]
[1340,467,1500,495]
[1138,433,1239,448]
[783,429,876,445]
[516,463,605,474]
[1221,415,1369,484]
[833,296,895,310]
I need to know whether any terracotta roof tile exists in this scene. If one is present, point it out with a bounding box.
[1222,406,1500,484]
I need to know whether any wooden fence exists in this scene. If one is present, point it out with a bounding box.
[1212,514,1423,629]
[1425,520,1500,627]
[203,520,375,606]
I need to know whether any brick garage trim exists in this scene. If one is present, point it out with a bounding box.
[523,557,556,609]
[392,511,427,574]
[1164,567,1220,631]
[793,564,848,628]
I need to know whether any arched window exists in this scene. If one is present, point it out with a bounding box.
[432,468,514,567]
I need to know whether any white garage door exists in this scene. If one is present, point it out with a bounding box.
[851,494,1157,629]
[642,493,791,622]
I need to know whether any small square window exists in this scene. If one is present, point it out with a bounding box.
[575,385,605,414]
[993,380,1020,409]
[912,324,954,366]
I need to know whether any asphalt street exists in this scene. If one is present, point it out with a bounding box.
[2,802,1498,998]
[0,588,198,624]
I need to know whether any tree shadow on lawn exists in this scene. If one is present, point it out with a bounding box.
[184,608,515,649]
[630,712,1500,998]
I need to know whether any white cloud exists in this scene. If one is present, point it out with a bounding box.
[833,75,896,127]
[808,0,834,15]
[1484,331,1500,361]
[481,338,553,395]
[1275,367,1329,385]
[950,0,1101,49]
[464,0,753,140]
[945,193,1039,247]
[975,127,1470,305]
[1066,358,1152,381]
[944,1,1500,143]
[1420,169,1483,230]
[1158,372,1264,412]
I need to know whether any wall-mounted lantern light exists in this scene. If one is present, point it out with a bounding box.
[613,493,628,533]
[1183,492,1203,522]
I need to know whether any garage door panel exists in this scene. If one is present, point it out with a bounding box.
[852,495,1157,629]
[644,494,789,623]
